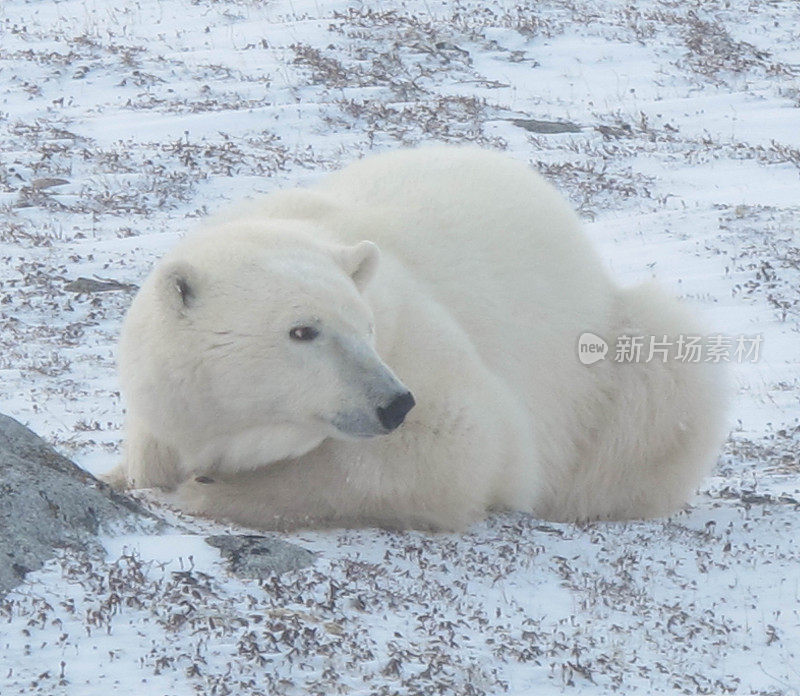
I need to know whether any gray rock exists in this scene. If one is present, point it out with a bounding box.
[510,118,583,134]
[63,277,138,293]
[0,414,156,595]
[206,534,316,578]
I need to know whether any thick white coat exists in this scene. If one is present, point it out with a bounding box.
[107,147,728,530]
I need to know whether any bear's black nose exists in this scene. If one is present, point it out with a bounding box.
[377,391,415,431]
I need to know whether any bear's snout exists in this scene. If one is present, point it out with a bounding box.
[376,390,415,431]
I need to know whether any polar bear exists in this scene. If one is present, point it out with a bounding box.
[104,146,728,531]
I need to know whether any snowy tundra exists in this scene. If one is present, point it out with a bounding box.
[106,146,727,530]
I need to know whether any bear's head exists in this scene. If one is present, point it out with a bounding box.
[119,226,414,474]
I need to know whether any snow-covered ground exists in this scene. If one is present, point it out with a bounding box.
[1,0,799,693]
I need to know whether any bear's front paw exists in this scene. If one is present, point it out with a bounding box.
[175,475,217,516]
[99,463,130,491]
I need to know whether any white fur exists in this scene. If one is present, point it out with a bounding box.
[105,146,728,531]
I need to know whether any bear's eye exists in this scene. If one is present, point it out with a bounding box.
[289,325,319,342]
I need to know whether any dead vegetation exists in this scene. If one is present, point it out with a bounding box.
[722,424,800,477]
[1,0,799,692]
[334,95,504,148]
[716,204,800,323]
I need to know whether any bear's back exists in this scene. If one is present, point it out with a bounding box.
[316,147,614,401]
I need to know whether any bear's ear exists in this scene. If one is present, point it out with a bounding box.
[158,261,199,312]
[339,240,380,291]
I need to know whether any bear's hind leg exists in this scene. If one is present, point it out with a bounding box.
[570,283,729,521]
